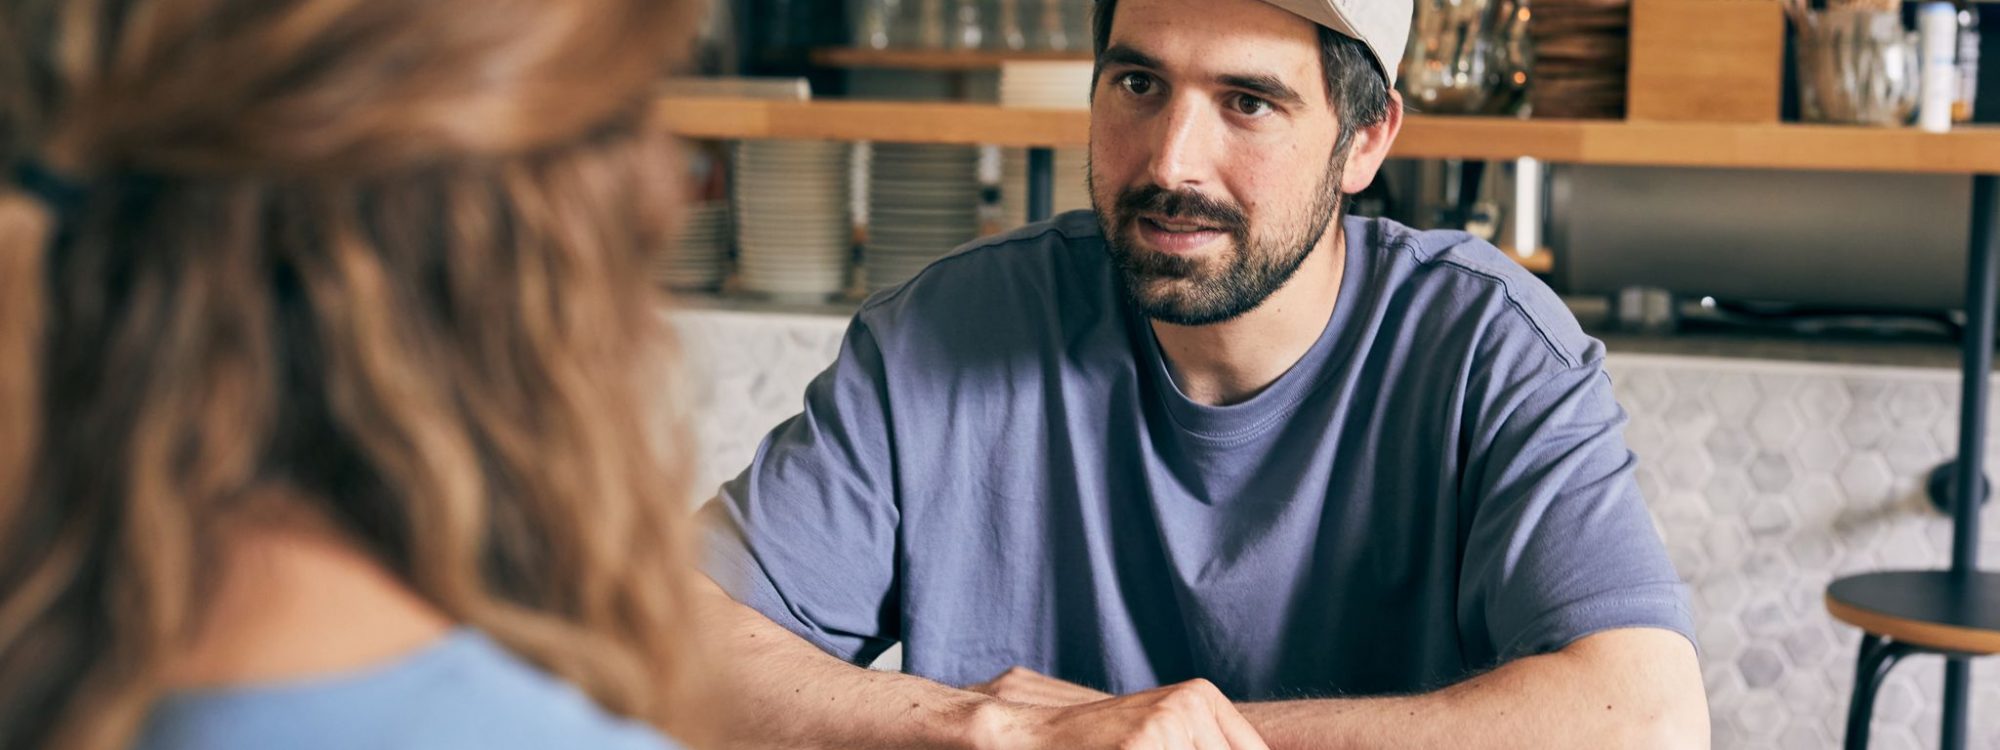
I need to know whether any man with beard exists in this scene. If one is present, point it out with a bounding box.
[694,0,1709,747]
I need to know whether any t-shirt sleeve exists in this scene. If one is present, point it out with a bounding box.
[697,316,900,665]
[1458,360,1695,663]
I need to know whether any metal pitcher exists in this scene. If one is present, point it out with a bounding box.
[1400,0,1530,115]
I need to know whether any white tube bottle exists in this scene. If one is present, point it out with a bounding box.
[1920,1,1960,132]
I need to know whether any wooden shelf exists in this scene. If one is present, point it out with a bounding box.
[811,47,1093,71]
[652,97,1085,149]
[652,96,2000,175]
[1503,247,1554,275]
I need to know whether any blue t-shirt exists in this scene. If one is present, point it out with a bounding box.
[701,210,1694,699]
[137,629,680,750]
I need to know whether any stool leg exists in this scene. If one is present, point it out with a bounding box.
[1845,635,1919,750]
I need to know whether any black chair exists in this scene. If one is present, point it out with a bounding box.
[1825,177,2000,750]
[1826,570,2000,749]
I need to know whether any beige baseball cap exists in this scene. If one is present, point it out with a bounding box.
[1257,0,1412,86]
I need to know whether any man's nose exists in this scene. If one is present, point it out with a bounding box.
[1143,95,1221,191]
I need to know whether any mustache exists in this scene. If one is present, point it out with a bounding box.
[1113,185,1248,233]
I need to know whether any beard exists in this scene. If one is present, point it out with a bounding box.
[1090,151,1349,327]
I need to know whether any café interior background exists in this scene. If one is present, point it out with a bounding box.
[664,1,2000,747]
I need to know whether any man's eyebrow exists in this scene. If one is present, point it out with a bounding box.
[1216,72,1306,108]
[1100,44,1163,71]
[1102,43,1308,108]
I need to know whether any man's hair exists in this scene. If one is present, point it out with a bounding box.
[1090,0,1393,154]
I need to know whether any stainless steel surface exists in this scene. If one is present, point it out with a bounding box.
[1551,165,1973,312]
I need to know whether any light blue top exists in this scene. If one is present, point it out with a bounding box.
[137,628,681,750]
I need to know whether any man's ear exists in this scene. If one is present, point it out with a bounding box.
[1339,89,1404,195]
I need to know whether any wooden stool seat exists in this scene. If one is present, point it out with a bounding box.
[1826,571,2000,656]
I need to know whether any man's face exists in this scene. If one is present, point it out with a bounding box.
[1089,0,1347,327]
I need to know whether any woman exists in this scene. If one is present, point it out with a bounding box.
[0,0,711,747]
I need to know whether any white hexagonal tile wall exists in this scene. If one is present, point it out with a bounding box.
[1699,574,1751,615]
[1738,597,1794,641]
[1844,398,1893,450]
[1787,529,1842,572]
[1706,426,1758,473]
[1705,522,1755,569]
[1873,725,1923,750]
[1839,454,1897,507]
[1744,499,1797,539]
[1781,623,1838,670]
[1795,430,1849,475]
[1664,442,1717,489]
[1888,384,1945,427]
[1699,616,1748,664]
[1709,374,1763,427]
[1875,678,1924,725]
[1881,431,1944,479]
[1615,369,1675,415]
[1795,378,1853,426]
[1705,470,1756,518]
[1735,691,1790,743]
[1666,390,1716,440]
[1737,645,1787,690]
[1778,722,1829,750]
[1752,400,1805,452]
[1749,453,1797,494]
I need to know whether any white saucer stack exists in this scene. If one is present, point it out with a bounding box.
[865,143,983,292]
[731,140,854,301]
[658,200,729,292]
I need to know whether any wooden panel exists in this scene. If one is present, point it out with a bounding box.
[1627,0,1787,123]
[651,96,2000,174]
[812,47,1094,71]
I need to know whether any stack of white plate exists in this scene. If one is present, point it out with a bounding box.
[866,143,982,292]
[658,201,729,292]
[999,61,1095,228]
[998,61,1095,108]
[731,140,853,301]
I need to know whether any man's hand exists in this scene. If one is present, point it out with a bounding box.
[968,667,1114,707]
[977,678,1271,750]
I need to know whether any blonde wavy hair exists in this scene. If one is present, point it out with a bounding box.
[0,0,711,747]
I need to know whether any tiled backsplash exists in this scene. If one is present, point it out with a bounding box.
[672,308,2000,749]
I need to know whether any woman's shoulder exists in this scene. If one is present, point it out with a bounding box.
[138,628,682,750]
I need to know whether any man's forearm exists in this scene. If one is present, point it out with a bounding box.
[694,576,991,750]
[1236,630,1708,750]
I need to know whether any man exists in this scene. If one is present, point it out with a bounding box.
[695,0,1709,746]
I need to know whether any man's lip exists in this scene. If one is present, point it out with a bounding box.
[1138,214,1223,232]
[1135,216,1228,255]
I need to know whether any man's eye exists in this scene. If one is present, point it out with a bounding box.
[1232,94,1273,117]
[1119,72,1155,96]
